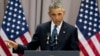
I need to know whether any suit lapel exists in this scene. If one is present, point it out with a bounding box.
[58,21,68,42]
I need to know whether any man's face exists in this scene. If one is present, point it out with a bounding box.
[48,8,65,25]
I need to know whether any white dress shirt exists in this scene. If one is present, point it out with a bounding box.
[51,21,63,36]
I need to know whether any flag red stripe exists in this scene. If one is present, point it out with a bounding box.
[87,38,100,56]
[0,36,12,56]
[95,33,100,42]
[79,41,89,56]
[20,35,28,45]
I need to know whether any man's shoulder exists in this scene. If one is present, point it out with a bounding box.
[63,21,77,30]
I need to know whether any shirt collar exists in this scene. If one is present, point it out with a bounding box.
[51,21,63,35]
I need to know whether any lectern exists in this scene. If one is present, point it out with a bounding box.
[24,50,79,56]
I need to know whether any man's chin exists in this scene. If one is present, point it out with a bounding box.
[54,22,61,25]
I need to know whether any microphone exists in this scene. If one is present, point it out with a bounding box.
[55,34,58,45]
[46,33,50,45]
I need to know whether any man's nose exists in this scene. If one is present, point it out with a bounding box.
[55,15,59,19]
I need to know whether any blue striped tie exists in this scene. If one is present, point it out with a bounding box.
[50,25,57,46]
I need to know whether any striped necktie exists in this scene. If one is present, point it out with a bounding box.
[50,25,57,47]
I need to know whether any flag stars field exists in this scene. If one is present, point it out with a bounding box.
[76,0,100,55]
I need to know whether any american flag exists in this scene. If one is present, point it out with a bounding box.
[76,0,100,56]
[0,0,31,56]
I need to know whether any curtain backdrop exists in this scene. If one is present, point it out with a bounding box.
[0,0,81,36]
[0,0,4,27]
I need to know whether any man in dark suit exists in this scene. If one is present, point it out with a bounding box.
[6,1,79,54]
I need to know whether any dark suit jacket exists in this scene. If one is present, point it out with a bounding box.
[13,21,79,54]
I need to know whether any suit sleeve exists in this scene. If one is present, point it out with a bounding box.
[13,26,41,54]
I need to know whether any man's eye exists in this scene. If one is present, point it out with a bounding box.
[58,13,62,15]
[51,14,56,16]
